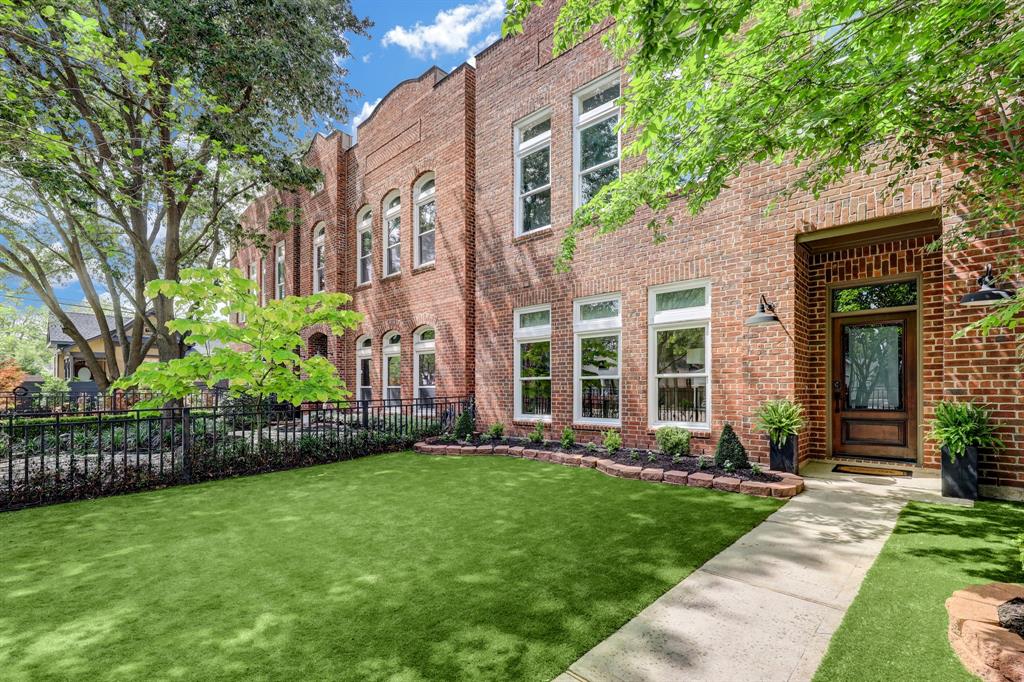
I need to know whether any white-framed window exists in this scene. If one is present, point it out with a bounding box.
[413,326,436,402]
[513,305,552,421]
[356,206,373,285]
[241,261,257,322]
[356,335,372,402]
[312,223,326,293]
[259,256,266,306]
[383,192,401,277]
[274,242,285,299]
[414,174,436,267]
[383,331,401,402]
[573,293,621,425]
[647,280,711,430]
[573,73,621,209]
[514,109,551,235]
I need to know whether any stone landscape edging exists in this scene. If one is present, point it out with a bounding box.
[414,442,804,499]
[946,583,1024,682]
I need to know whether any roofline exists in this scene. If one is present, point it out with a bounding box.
[356,65,448,131]
[473,33,505,62]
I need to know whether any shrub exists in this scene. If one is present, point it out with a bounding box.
[585,442,597,453]
[560,426,575,449]
[647,452,657,463]
[528,420,544,444]
[753,399,804,446]
[928,401,1005,461]
[603,429,622,453]
[714,423,748,469]
[629,449,640,462]
[485,422,505,440]
[697,455,708,470]
[655,427,692,457]
[453,409,475,442]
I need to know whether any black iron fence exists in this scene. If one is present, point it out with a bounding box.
[0,387,229,415]
[1,395,470,511]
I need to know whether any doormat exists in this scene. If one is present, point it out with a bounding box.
[833,464,913,478]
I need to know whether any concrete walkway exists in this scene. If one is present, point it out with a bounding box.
[556,465,960,682]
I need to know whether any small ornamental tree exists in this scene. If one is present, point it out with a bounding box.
[714,424,749,470]
[0,360,26,393]
[113,268,362,410]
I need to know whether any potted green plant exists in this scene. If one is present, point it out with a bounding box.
[753,399,804,473]
[928,401,1004,500]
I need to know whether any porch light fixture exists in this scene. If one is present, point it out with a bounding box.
[960,265,1014,307]
[744,295,781,326]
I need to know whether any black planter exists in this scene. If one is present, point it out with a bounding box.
[941,445,978,500]
[769,434,798,474]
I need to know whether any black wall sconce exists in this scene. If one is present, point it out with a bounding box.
[744,294,781,326]
[960,265,1014,307]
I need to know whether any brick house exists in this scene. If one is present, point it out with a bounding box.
[235,3,1023,498]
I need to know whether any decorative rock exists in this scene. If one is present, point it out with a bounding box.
[640,468,664,482]
[596,459,617,475]
[460,446,478,455]
[534,450,552,461]
[998,598,1024,638]
[493,445,509,454]
[561,454,583,467]
[947,583,1024,682]
[446,445,463,455]
[580,456,600,468]
[612,464,642,480]
[688,471,714,488]
[713,476,742,493]
[739,480,772,497]
[955,584,1024,610]
[476,445,493,454]
[765,480,800,498]
[509,446,526,456]
[663,470,689,485]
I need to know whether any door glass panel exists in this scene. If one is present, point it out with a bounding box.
[843,322,904,411]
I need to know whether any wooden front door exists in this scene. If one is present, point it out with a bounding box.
[831,311,917,461]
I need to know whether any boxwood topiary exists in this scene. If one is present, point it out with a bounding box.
[714,423,748,469]
[453,409,475,442]
[655,426,692,457]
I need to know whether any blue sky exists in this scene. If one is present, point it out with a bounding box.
[335,0,503,137]
[5,0,504,314]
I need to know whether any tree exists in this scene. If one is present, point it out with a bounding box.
[0,359,27,392]
[113,268,363,408]
[0,305,51,375]
[504,0,1023,343]
[0,0,370,389]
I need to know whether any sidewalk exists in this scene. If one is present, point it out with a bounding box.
[555,468,958,682]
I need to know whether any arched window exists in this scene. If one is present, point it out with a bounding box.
[356,206,373,285]
[308,332,328,358]
[382,331,401,402]
[413,326,436,403]
[356,335,372,402]
[312,223,326,293]
[414,174,436,267]
[382,191,401,277]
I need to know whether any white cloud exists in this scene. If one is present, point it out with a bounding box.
[382,0,504,59]
[361,53,372,64]
[351,98,382,139]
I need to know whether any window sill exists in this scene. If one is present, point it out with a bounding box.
[412,262,436,275]
[513,226,553,244]
[380,272,401,282]
[647,425,712,439]
[573,421,621,431]
[513,417,551,426]
[354,282,372,292]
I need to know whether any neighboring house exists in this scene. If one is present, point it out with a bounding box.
[46,311,160,381]
[233,0,1023,499]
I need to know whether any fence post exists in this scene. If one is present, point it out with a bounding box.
[361,399,369,429]
[180,407,192,483]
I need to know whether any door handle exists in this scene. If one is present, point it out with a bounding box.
[832,380,843,409]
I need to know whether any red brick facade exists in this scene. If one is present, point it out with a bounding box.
[235,3,1023,497]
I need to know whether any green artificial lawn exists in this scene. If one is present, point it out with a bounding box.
[815,499,1024,681]
[0,452,781,681]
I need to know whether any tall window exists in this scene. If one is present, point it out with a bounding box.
[259,257,266,306]
[414,326,436,402]
[274,241,285,299]
[312,223,326,293]
[414,174,436,267]
[514,110,551,235]
[648,280,711,429]
[356,335,372,402]
[383,331,401,402]
[513,305,551,421]
[574,294,621,424]
[383,192,401,277]
[574,74,620,208]
[356,207,372,285]
[240,261,257,323]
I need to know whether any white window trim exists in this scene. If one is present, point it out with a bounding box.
[514,109,552,236]
[383,192,402,278]
[241,262,257,323]
[573,72,621,210]
[312,224,326,293]
[383,333,401,400]
[413,175,436,268]
[274,241,286,300]
[573,293,622,426]
[413,327,436,400]
[356,336,372,402]
[647,280,712,430]
[259,257,266,306]
[513,304,552,422]
[356,207,373,285]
